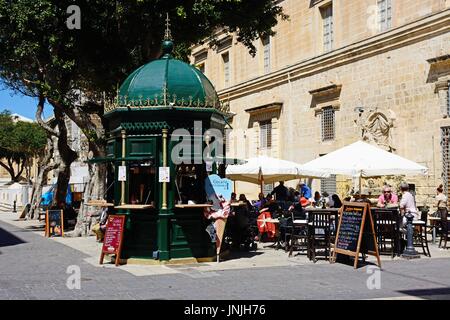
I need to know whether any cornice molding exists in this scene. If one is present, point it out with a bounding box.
[218,9,450,101]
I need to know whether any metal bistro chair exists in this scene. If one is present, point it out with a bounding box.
[287,210,309,257]
[412,209,431,257]
[373,208,399,258]
[307,210,332,263]
[438,207,450,249]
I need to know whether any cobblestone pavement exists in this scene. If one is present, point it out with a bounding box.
[1,217,450,300]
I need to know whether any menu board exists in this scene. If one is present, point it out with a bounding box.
[45,210,64,237]
[332,202,381,269]
[336,206,363,252]
[99,215,125,266]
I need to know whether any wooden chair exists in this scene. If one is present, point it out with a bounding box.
[287,211,308,257]
[438,207,450,249]
[412,210,431,257]
[307,211,332,263]
[372,209,399,258]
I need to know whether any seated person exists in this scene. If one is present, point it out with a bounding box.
[310,191,325,208]
[238,194,253,212]
[299,182,312,199]
[254,193,267,210]
[331,194,343,208]
[399,182,419,227]
[377,186,399,208]
[230,192,238,203]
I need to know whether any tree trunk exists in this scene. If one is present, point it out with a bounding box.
[52,108,78,207]
[27,136,59,220]
[72,160,107,236]
[47,98,108,237]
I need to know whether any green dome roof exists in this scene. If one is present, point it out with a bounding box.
[115,41,220,110]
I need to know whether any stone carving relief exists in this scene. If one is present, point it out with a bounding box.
[355,109,396,152]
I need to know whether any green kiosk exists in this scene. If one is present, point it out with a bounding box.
[101,36,231,263]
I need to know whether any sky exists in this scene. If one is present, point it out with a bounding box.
[0,86,53,120]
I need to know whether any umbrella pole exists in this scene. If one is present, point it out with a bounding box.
[359,176,362,195]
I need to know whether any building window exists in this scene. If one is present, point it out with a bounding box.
[442,127,450,206]
[222,52,230,86]
[321,107,335,141]
[447,82,450,116]
[259,120,272,150]
[263,183,274,196]
[262,36,271,74]
[321,174,337,195]
[378,0,392,32]
[321,4,333,52]
[225,128,231,153]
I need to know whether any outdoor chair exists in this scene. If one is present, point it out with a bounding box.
[373,209,399,258]
[412,209,431,257]
[287,211,308,257]
[307,211,332,263]
[438,207,450,249]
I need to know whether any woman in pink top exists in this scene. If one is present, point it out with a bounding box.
[377,186,399,208]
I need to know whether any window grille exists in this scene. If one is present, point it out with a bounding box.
[378,0,392,32]
[321,175,337,195]
[259,120,272,150]
[322,5,333,52]
[321,107,335,141]
[263,183,274,196]
[441,127,450,206]
[447,82,450,116]
[262,36,271,74]
[222,52,230,86]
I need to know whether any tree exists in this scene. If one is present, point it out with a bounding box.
[0,0,287,235]
[0,110,47,183]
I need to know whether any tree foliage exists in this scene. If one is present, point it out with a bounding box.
[0,110,47,182]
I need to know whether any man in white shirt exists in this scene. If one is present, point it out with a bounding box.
[399,182,419,227]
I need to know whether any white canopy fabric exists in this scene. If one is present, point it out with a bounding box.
[301,141,428,178]
[226,155,330,184]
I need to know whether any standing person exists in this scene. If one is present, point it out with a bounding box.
[436,184,447,209]
[271,181,289,201]
[299,182,312,200]
[399,182,419,226]
[377,186,399,208]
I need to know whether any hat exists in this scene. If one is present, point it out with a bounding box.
[382,186,391,192]
[300,197,310,207]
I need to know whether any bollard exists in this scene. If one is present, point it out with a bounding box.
[13,200,17,213]
[401,211,420,259]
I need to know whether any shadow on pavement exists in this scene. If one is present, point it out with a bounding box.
[0,226,26,248]
[397,287,450,300]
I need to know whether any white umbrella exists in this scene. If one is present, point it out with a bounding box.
[226,156,330,192]
[301,140,428,191]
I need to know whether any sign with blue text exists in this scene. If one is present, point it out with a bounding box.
[205,174,232,210]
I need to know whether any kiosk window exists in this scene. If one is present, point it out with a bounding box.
[128,163,155,205]
[175,164,207,204]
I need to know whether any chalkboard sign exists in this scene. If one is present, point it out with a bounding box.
[99,215,125,266]
[45,210,64,237]
[332,202,381,269]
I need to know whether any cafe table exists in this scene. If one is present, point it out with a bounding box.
[256,217,282,249]
[428,216,450,243]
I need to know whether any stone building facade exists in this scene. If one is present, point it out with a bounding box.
[190,0,450,205]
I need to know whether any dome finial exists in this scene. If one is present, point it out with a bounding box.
[164,13,172,41]
[161,13,174,57]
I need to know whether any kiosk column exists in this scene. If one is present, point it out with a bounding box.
[158,128,170,260]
